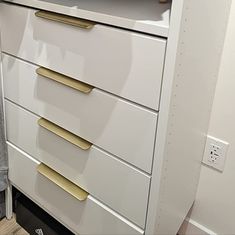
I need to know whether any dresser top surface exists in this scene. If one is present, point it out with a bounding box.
[3,0,171,37]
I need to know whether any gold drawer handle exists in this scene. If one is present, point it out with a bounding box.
[38,118,92,150]
[36,67,94,94]
[35,10,95,29]
[37,163,89,201]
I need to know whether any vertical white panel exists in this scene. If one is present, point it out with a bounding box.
[146,0,232,234]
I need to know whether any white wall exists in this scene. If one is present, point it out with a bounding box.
[186,0,235,234]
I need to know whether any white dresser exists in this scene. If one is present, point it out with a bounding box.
[0,0,231,234]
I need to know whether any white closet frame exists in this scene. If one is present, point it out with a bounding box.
[0,0,232,234]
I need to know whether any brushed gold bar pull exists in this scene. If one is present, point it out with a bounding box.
[37,163,89,201]
[36,67,94,94]
[38,118,92,150]
[35,10,95,29]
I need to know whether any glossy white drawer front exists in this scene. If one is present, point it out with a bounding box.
[5,100,150,228]
[0,3,166,110]
[8,143,144,235]
[3,54,157,173]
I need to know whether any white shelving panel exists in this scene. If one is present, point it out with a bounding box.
[0,0,232,234]
[3,0,171,37]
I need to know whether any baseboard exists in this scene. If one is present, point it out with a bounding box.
[178,218,217,235]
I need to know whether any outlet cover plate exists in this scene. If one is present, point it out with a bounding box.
[203,135,229,172]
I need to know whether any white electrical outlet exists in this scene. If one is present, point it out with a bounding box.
[203,135,229,171]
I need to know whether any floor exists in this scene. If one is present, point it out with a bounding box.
[0,217,28,235]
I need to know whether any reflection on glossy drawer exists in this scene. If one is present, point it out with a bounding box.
[5,100,150,228]
[3,54,157,173]
[8,143,144,235]
[0,3,166,110]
